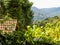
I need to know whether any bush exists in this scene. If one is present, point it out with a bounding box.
[0,30,26,45]
[25,22,60,45]
[0,21,60,45]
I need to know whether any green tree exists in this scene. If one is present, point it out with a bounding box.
[7,0,33,30]
[0,0,6,18]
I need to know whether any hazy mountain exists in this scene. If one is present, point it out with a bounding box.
[31,7,60,20]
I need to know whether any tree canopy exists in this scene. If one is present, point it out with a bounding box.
[0,0,33,30]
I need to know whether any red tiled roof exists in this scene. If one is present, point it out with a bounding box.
[0,19,17,32]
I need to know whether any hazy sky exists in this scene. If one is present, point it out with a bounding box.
[29,0,60,9]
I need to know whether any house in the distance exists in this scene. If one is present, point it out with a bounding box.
[0,19,17,32]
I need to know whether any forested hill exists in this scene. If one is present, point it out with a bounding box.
[32,7,60,20]
[34,16,60,26]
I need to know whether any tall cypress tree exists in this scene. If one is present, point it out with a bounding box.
[7,0,33,30]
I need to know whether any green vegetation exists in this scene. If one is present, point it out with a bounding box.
[0,20,60,45]
[0,0,6,18]
[0,0,33,30]
[34,16,60,26]
[0,0,60,45]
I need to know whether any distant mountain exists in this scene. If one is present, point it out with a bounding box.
[31,7,60,20]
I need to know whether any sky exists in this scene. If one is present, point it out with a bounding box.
[29,0,60,9]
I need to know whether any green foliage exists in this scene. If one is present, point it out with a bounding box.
[0,0,33,30]
[0,20,60,45]
[0,30,26,45]
[25,22,60,45]
[1,0,60,45]
[34,16,60,27]
[0,0,6,18]
[7,0,33,30]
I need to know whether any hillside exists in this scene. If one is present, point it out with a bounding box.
[33,16,60,26]
[32,7,60,20]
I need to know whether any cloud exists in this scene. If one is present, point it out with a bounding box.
[29,0,60,9]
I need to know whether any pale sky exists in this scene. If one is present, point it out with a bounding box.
[29,0,60,9]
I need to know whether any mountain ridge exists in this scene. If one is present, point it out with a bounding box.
[31,7,60,20]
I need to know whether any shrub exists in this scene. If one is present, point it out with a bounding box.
[25,22,60,45]
[0,21,60,45]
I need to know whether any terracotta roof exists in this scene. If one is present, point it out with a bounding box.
[0,19,17,32]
